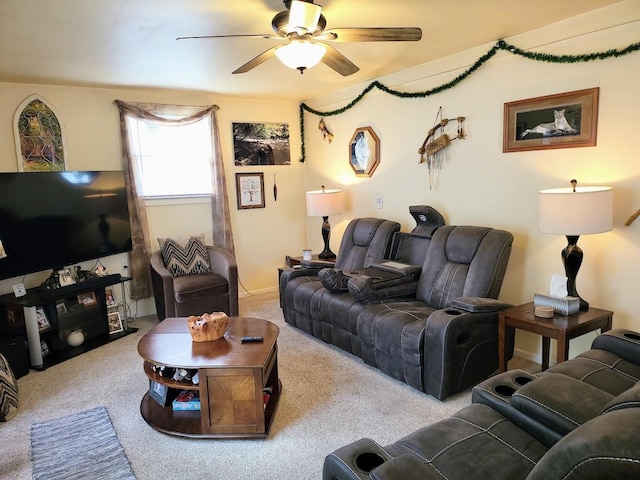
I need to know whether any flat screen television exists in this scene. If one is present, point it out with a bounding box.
[0,170,132,281]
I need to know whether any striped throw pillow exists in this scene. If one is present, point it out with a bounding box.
[158,235,213,277]
[0,353,18,422]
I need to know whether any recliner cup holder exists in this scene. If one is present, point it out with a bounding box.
[355,452,386,473]
[494,385,516,397]
[514,376,533,386]
[623,332,640,341]
[444,309,462,315]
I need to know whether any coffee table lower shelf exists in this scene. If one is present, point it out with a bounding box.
[140,379,282,439]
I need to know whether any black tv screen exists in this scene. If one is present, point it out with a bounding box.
[0,171,132,281]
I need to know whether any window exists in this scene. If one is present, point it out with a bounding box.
[126,115,212,198]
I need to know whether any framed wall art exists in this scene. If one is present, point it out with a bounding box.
[349,126,380,177]
[503,87,599,153]
[232,122,290,166]
[13,94,68,171]
[235,172,265,209]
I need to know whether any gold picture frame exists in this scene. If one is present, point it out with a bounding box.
[503,87,599,153]
[349,126,380,177]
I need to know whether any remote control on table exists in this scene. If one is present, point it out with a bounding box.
[241,336,264,343]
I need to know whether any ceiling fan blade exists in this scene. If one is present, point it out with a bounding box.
[318,27,422,42]
[321,44,359,76]
[176,34,278,41]
[232,47,278,74]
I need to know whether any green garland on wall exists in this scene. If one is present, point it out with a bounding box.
[298,38,640,162]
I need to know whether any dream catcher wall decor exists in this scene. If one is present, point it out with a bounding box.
[418,107,466,189]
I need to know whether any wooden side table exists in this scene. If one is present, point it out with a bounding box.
[284,254,324,267]
[499,302,613,372]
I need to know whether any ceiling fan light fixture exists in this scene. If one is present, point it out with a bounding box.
[275,40,326,73]
[289,1,322,32]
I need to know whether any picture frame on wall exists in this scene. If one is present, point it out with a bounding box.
[232,122,290,166]
[236,172,265,209]
[349,126,380,177]
[503,87,599,153]
[14,94,67,172]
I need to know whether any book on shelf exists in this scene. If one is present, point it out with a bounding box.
[172,389,201,411]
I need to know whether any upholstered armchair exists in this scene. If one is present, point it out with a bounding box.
[150,243,238,321]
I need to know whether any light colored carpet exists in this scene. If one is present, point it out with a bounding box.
[1,292,531,480]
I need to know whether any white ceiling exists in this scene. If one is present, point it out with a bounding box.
[0,0,624,100]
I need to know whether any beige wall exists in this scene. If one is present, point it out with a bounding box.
[0,85,304,315]
[0,1,638,362]
[302,2,640,362]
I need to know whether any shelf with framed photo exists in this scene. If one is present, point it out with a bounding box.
[0,275,134,371]
[105,285,129,331]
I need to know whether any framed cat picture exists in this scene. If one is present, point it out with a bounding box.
[503,87,599,152]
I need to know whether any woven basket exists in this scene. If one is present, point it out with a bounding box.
[187,312,229,342]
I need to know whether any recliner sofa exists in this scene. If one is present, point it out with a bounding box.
[323,329,640,479]
[280,206,515,400]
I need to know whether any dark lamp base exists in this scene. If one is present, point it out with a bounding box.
[563,235,589,311]
[318,249,336,260]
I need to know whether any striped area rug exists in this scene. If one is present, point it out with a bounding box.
[30,406,136,480]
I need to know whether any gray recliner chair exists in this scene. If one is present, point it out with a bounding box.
[150,245,238,320]
[280,217,401,353]
[355,225,514,399]
[324,329,640,480]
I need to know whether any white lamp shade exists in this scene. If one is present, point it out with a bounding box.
[306,189,344,217]
[538,186,613,235]
[275,40,326,71]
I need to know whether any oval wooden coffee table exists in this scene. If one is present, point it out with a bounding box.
[137,316,280,439]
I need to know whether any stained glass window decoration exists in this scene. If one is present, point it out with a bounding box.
[13,95,67,172]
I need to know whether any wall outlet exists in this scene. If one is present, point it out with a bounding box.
[375,193,383,209]
[121,258,129,275]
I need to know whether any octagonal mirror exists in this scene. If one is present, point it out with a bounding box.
[349,126,380,177]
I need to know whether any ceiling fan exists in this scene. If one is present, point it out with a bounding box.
[177,0,422,76]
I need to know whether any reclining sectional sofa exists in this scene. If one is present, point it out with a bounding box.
[324,328,640,479]
[280,206,516,400]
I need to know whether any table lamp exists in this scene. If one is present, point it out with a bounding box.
[538,179,613,311]
[305,186,345,260]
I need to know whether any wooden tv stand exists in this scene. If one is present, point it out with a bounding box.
[137,316,281,439]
